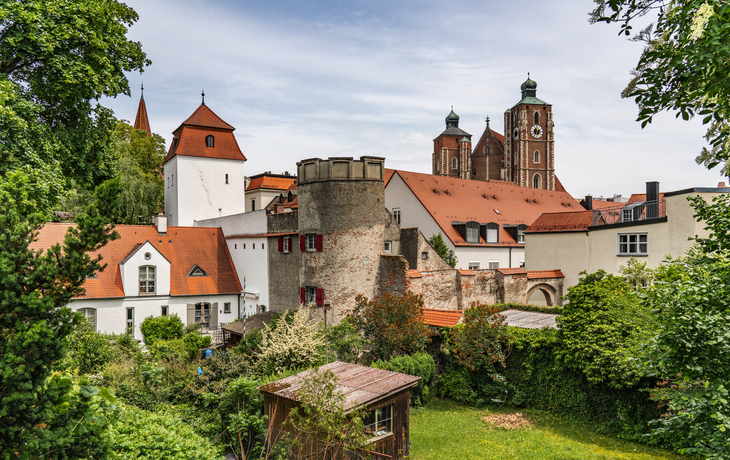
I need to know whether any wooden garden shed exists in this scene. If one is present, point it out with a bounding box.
[258,361,419,459]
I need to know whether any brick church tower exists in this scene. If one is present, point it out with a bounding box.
[503,75,555,190]
[432,108,472,179]
[435,76,557,191]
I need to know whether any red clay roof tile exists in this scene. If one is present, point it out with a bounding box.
[526,210,593,233]
[31,224,241,299]
[457,269,475,276]
[407,269,423,278]
[497,268,527,275]
[390,170,583,246]
[246,176,296,191]
[422,308,463,327]
[527,269,564,279]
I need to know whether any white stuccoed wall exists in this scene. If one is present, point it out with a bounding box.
[119,241,171,297]
[165,155,246,226]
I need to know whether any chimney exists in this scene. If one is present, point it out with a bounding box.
[718,181,727,188]
[155,215,167,235]
[583,195,593,211]
[646,181,659,218]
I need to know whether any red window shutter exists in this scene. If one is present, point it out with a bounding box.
[278,237,283,252]
[287,237,292,252]
[315,234,323,252]
[316,288,324,306]
[300,287,306,304]
[300,234,306,251]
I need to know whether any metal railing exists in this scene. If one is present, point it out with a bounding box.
[590,200,665,227]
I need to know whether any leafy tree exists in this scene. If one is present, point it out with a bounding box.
[254,307,324,376]
[590,0,730,174]
[689,192,730,253]
[449,304,511,382]
[287,368,369,459]
[324,317,364,363]
[557,270,656,388]
[0,0,150,189]
[0,170,119,458]
[428,232,457,267]
[140,314,185,345]
[642,251,730,457]
[350,292,431,361]
[218,376,269,460]
[372,352,435,406]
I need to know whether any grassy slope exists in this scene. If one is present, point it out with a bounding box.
[409,399,688,460]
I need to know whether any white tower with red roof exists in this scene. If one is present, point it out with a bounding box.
[163,93,247,226]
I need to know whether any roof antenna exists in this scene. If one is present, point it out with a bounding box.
[201,89,206,106]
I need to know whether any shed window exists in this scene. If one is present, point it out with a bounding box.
[486,223,499,243]
[466,221,479,243]
[364,405,392,438]
[206,135,214,148]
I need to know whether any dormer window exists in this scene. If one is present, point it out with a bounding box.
[206,135,214,148]
[139,266,156,294]
[466,221,479,243]
[517,224,527,244]
[187,264,208,277]
[486,223,499,244]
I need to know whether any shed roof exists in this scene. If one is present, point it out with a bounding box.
[259,361,419,411]
[500,309,558,329]
[222,311,276,336]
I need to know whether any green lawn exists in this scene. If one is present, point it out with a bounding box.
[409,399,687,460]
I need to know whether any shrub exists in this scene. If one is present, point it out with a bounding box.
[106,405,224,460]
[140,314,184,345]
[254,307,323,376]
[183,350,251,403]
[450,304,511,382]
[372,352,435,406]
[349,292,431,360]
[438,366,481,405]
[325,317,364,363]
[182,333,211,361]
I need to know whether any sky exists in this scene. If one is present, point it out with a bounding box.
[102,0,727,199]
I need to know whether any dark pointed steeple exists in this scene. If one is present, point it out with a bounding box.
[134,83,151,135]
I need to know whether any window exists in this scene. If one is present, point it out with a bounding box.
[225,173,229,184]
[392,208,401,225]
[466,221,479,243]
[251,199,256,211]
[363,405,392,438]
[253,243,256,249]
[517,224,527,244]
[224,302,231,314]
[451,157,457,170]
[206,135,214,148]
[243,243,246,249]
[421,251,428,260]
[486,223,499,243]
[139,266,156,294]
[195,303,211,328]
[79,308,97,332]
[161,305,168,316]
[280,237,291,253]
[534,151,540,163]
[262,243,265,250]
[533,174,541,189]
[622,207,635,222]
[257,305,267,314]
[519,260,525,268]
[306,234,317,251]
[489,260,500,269]
[235,244,237,249]
[618,233,648,256]
[468,261,480,270]
[534,112,540,125]
[306,287,316,305]
[384,241,392,254]
[126,307,134,335]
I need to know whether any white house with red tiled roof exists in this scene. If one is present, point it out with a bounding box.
[31,219,243,340]
[384,169,583,271]
[245,172,296,212]
[163,98,247,226]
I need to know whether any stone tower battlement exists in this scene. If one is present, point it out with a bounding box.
[296,156,385,185]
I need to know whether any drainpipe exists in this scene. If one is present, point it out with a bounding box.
[509,247,512,268]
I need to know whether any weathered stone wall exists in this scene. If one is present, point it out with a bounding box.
[267,211,298,233]
[409,270,460,310]
[400,228,452,272]
[497,271,529,304]
[267,234,300,313]
[459,270,499,308]
[378,255,409,297]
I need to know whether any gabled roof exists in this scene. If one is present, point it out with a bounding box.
[247,175,296,192]
[31,224,242,299]
[163,104,246,164]
[389,170,582,246]
[259,361,419,412]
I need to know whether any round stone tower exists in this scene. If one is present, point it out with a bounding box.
[296,156,387,322]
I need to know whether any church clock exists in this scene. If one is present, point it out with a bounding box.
[530,125,543,139]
